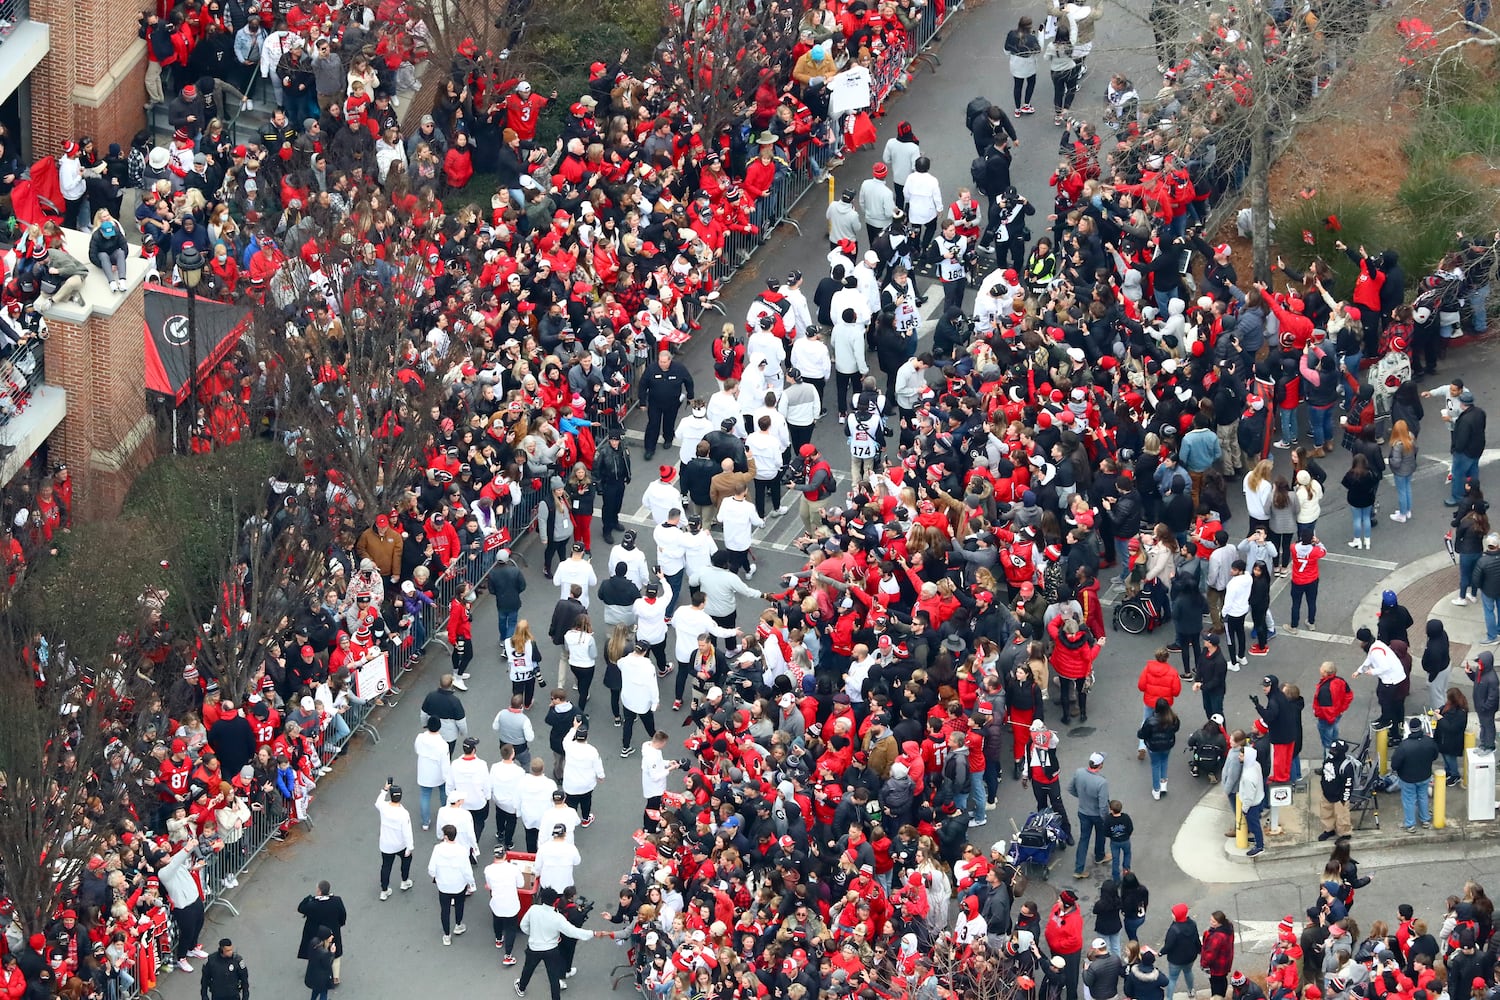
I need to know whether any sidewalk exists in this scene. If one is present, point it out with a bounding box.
[1174,765,1500,885]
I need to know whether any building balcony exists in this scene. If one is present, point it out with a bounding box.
[0,338,64,486]
[0,0,49,108]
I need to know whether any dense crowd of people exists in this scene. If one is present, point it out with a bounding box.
[9,0,1500,996]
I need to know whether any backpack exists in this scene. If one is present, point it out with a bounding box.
[964,95,992,132]
[808,459,838,500]
[970,156,987,187]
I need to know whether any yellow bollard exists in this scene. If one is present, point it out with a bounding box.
[1434,767,1447,829]
[1377,726,1390,775]
[827,173,836,207]
[1236,794,1249,850]
[1466,730,1477,785]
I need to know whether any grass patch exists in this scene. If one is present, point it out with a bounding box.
[1277,175,1480,289]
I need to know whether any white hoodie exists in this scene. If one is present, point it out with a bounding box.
[718,495,764,552]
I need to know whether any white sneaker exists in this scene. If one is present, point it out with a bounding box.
[188,947,209,959]
[34,297,51,312]
[452,675,469,690]
[443,934,451,946]
[568,969,578,978]
[1390,511,1408,522]
[1453,597,1472,606]
[746,563,756,580]
[455,923,467,935]
[222,874,238,888]
[1160,780,1168,793]
[1347,539,1363,548]
[1151,788,1161,800]
[400,879,413,890]
[380,888,391,900]
[1363,537,1372,549]
[774,506,790,515]
[178,960,194,973]
[1228,660,1242,671]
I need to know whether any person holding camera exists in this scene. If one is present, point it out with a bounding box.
[375,782,414,900]
[514,887,614,1000]
[930,218,972,314]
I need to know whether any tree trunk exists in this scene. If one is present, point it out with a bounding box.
[1249,121,1272,284]
[1246,0,1273,285]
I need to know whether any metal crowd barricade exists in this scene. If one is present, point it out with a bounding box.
[200,792,288,916]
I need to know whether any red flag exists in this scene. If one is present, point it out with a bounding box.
[845,111,877,152]
[11,156,64,228]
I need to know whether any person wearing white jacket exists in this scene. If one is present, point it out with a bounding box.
[426,824,476,945]
[447,737,492,843]
[533,823,583,893]
[746,416,788,518]
[560,718,605,825]
[670,593,741,707]
[413,717,452,831]
[903,156,944,245]
[780,367,823,452]
[738,359,771,430]
[156,844,207,971]
[605,534,649,589]
[831,304,870,417]
[632,575,674,670]
[617,641,660,757]
[718,483,764,578]
[681,516,718,584]
[781,272,814,340]
[640,731,681,830]
[433,799,478,861]
[673,402,715,465]
[516,758,558,853]
[376,784,415,899]
[552,543,597,609]
[485,846,527,964]
[489,745,526,851]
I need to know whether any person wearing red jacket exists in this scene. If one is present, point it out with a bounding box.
[1136,651,1182,756]
[1044,890,1085,1000]
[1200,911,1236,998]
[447,582,475,687]
[443,132,475,192]
[1288,535,1326,632]
[425,510,461,568]
[1312,661,1354,749]
[1049,613,1103,724]
[500,81,554,140]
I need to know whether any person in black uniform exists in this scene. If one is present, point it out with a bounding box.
[640,349,694,460]
[200,939,249,1000]
[594,428,632,544]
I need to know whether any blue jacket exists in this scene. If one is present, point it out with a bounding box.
[1178,428,1223,473]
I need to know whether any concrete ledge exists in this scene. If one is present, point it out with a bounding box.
[35,226,152,323]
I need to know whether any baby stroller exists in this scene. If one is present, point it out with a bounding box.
[1369,339,1412,429]
[1007,808,1067,877]
[1187,737,1228,780]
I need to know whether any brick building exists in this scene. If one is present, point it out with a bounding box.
[0,0,156,520]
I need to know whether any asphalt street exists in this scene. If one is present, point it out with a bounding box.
[157,4,1500,997]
